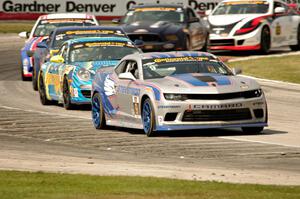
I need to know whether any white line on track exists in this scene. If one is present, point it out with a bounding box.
[0,105,91,120]
[220,136,300,148]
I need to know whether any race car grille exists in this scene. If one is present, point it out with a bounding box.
[210,39,234,46]
[182,108,252,122]
[210,21,241,35]
[128,34,162,42]
[81,90,91,98]
[185,89,262,100]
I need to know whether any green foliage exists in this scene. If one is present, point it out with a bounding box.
[0,170,299,199]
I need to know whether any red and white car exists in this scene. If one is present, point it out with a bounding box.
[207,0,300,53]
[19,13,98,80]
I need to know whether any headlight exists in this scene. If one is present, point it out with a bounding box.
[165,34,178,41]
[164,93,188,101]
[77,68,91,81]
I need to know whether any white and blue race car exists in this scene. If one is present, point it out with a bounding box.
[91,51,268,136]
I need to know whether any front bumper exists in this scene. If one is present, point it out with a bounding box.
[70,84,92,104]
[155,96,267,131]
[209,27,262,51]
[139,41,182,51]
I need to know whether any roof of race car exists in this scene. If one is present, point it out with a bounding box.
[131,4,184,9]
[39,13,94,20]
[140,51,217,60]
[65,36,132,45]
[53,26,125,35]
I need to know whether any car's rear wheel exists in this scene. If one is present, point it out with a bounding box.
[185,36,192,51]
[63,78,74,110]
[260,26,271,54]
[290,25,300,51]
[242,127,264,134]
[142,98,156,137]
[32,65,38,91]
[92,93,106,129]
[38,72,52,105]
[21,64,31,81]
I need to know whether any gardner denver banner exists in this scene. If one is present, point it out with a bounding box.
[0,0,221,20]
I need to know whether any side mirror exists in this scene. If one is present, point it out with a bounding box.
[188,17,200,23]
[37,42,48,49]
[50,55,64,63]
[232,68,242,75]
[112,18,121,24]
[19,31,29,39]
[50,49,59,57]
[134,39,144,46]
[274,7,286,14]
[26,50,34,57]
[205,9,212,16]
[118,72,136,81]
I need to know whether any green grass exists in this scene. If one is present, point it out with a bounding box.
[227,55,300,84]
[0,20,112,34]
[0,170,299,199]
[0,21,34,33]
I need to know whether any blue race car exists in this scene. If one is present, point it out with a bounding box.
[38,37,139,109]
[19,13,98,81]
[32,26,127,90]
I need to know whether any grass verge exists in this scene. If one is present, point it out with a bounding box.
[0,21,33,33]
[227,54,300,84]
[0,170,300,199]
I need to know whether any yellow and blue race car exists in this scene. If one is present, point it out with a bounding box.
[38,37,139,109]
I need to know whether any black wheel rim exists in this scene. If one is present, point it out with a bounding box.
[63,80,70,106]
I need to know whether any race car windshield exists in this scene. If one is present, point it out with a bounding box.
[213,2,269,15]
[123,9,184,23]
[53,30,126,49]
[142,58,232,79]
[33,19,95,37]
[69,42,138,63]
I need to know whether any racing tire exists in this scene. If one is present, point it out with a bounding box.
[142,98,156,137]
[21,65,31,81]
[185,36,192,51]
[38,72,52,105]
[32,65,38,91]
[92,92,106,129]
[290,25,300,51]
[63,78,74,110]
[242,127,264,134]
[260,26,271,54]
[201,34,210,52]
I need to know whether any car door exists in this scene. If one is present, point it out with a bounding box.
[115,60,141,125]
[271,1,291,47]
[186,8,206,49]
[46,44,67,100]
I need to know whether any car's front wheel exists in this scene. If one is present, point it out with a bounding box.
[242,127,264,134]
[38,72,52,105]
[142,98,156,137]
[63,78,74,110]
[32,65,38,91]
[290,25,300,51]
[92,93,106,129]
[260,26,271,54]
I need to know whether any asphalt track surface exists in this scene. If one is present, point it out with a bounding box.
[0,34,300,185]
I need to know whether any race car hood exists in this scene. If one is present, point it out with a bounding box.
[121,21,182,34]
[145,73,261,94]
[71,60,119,72]
[208,14,262,26]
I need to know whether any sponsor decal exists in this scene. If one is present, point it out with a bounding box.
[153,56,209,63]
[224,1,268,5]
[117,86,140,96]
[134,7,178,12]
[78,41,135,48]
[64,30,125,36]
[132,96,139,116]
[194,103,243,109]
[275,23,281,35]
[158,116,163,126]
[158,105,181,109]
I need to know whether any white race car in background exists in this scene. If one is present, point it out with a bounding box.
[207,0,300,53]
